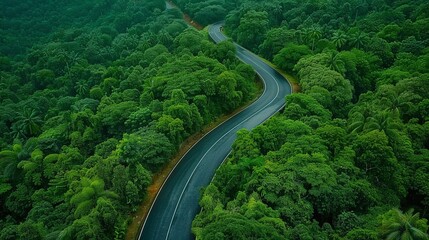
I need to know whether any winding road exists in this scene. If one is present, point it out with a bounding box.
[138,22,292,240]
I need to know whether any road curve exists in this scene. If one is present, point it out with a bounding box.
[138,22,292,240]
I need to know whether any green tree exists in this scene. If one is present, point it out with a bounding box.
[125,181,139,206]
[349,31,369,49]
[273,44,311,73]
[326,51,346,75]
[251,117,312,154]
[69,178,118,218]
[17,149,45,186]
[199,212,284,240]
[174,29,205,55]
[377,24,401,42]
[125,107,152,131]
[259,27,295,59]
[365,37,393,67]
[68,215,102,240]
[335,211,361,236]
[5,183,34,218]
[32,69,55,90]
[97,101,138,136]
[17,220,47,240]
[93,197,118,235]
[155,114,186,144]
[284,93,332,123]
[205,40,236,63]
[236,10,269,50]
[231,129,260,160]
[379,209,429,240]
[74,81,89,98]
[353,130,403,194]
[167,103,203,133]
[294,61,352,117]
[315,124,347,158]
[348,103,374,134]
[12,108,43,139]
[214,71,242,111]
[118,130,174,170]
[365,110,401,138]
[331,30,348,50]
[0,144,25,181]
[345,229,378,240]
[194,5,227,26]
[302,26,323,51]
[338,49,376,98]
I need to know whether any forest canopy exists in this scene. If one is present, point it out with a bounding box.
[171,0,429,239]
[0,1,258,239]
[1,0,429,239]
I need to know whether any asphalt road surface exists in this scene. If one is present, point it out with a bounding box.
[138,22,292,240]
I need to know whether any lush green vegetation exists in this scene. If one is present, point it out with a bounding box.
[2,0,429,239]
[0,1,258,239]
[174,0,429,239]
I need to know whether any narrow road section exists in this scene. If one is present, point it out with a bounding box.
[138,22,292,240]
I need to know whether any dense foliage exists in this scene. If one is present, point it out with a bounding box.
[176,0,429,239]
[0,1,258,239]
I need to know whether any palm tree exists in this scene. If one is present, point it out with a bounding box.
[13,108,43,138]
[380,209,429,240]
[349,112,365,133]
[10,126,27,141]
[349,31,369,49]
[75,81,88,98]
[331,30,348,50]
[303,26,322,51]
[348,103,374,133]
[365,110,401,139]
[326,51,345,75]
[376,87,413,120]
